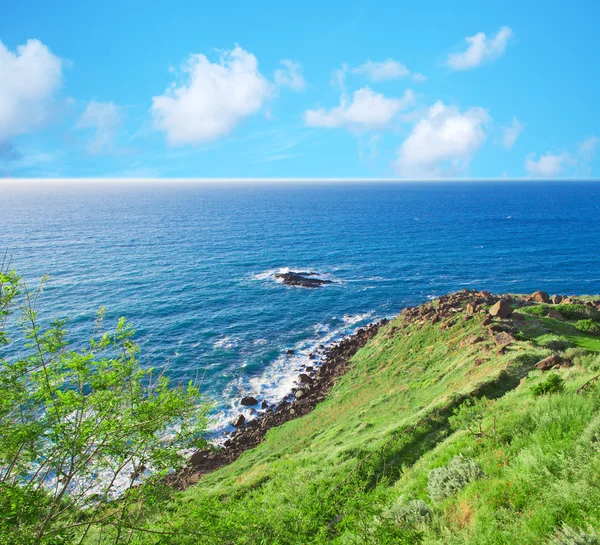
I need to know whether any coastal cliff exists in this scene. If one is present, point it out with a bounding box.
[151,290,600,544]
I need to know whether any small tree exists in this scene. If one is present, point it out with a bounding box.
[0,264,209,544]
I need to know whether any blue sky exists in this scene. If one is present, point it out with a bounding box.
[1,0,599,179]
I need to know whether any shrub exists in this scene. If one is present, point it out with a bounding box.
[535,334,575,351]
[556,304,600,321]
[427,455,484,502]
[575,320,600,336]
[531,374,565,397]
[564,348,600,371]
[449,397,498,439]
[548,524,600,544]
[385,497,433,526]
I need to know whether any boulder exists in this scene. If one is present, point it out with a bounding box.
[295,389,305,399]
[562,296,574,304]
[286,349,295,355]
[298,373,313,384]
[547,310,564,321]
[466,303,476,315]
[489,299,513,318]
[536,354,564,371]
[241,396,258,407]
[261,400,269,409]
[493,332,515,347]
[551,295,563,304]
[232,414,246,427]
[531,291,550,303]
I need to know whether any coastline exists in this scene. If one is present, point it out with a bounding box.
[168,317,388,489]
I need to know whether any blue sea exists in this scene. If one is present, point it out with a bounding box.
[1,181,599,433]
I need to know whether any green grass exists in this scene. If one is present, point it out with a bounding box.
[121,297,600,545]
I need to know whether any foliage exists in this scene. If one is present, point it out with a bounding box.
[384,497,433,527]
[449,397,499,439]
[531,373,565,397]
[575,320,600,336]
[0,266,209,544]
[427,455,484,502]
[556,304,600,321]
[535,334,575,351]
[548,524,600,544]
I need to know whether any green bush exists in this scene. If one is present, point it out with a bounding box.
[427,455,484,502]
[564,347,600,371]
[385,497,433,526]
[575,320,600,336]
[548,524,600,544]
[535,334,575,351]
[556,304,600,321]
[531,373,565,397]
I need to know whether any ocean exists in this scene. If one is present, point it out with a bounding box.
[1,181,599,434]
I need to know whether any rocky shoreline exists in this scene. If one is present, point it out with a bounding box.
[168,318,387,489]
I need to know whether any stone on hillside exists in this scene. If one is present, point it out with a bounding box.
[562,296,574,304]
[547,310,564,321]
[489,299,513,318]
[493,332,515,347]
[232,414,246,427]
[295,389,305,399]
[535,354,564,371]
[466,303,476,315]
[241,396,258,406]
[551,295,563,304]
[531,291,550,303]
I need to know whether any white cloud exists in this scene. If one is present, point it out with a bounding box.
[394,101,490,178]
[412,73,427,83]
[274,59,306,91]
[525,152,568,177]
[502,116,523,149]
[579,136,599,162]
[151,46,271,145]
[0,39,63,143]
[526,137,599,177]
[352,59,410,81]
[76,101,122,154]
[304,88,414,131]
[447,26,513,70]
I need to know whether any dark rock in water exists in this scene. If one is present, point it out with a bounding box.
[275,271,333,288]
[232,414,246,427]
[261,400,269,409]
[286,349,295,355]
[298,373,313,385]
[240,396,258,407]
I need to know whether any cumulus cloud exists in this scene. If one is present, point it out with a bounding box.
[525,152,568,177]
[394,101,490,178]
[502,117,523,150]
[447,26,513,70]
[151,46,271,145]
[274,59,306,91]
[0,39,63,143]
[76,101,122,154]
[352,59,410,81]
[526,137,599,177]
[304,88,414,131]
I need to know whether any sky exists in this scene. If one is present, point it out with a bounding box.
[1,0,599,180]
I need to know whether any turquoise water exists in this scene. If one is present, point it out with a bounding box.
[1,181,599,432]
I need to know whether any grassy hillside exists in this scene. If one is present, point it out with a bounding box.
[134,292,600,545]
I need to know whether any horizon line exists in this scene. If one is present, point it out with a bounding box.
[2,177,600,184]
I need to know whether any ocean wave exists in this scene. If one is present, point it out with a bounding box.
[206,311,377,441]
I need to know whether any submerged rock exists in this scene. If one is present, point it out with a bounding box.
[275,271,333,288]
[241,396,258,407]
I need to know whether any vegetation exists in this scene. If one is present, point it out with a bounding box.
[0,266,209,544]
[2,267,600,544]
